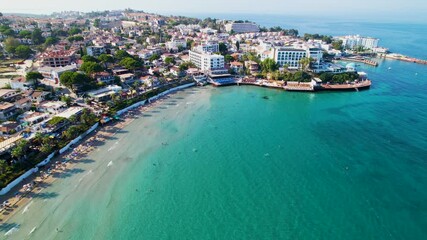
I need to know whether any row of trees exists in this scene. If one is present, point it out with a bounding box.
[0,24,44,44]
[259,26,299,37]
[2,37,33,58]
[303,33,333,44]
[318,72,359,84]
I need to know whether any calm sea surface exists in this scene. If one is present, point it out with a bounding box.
[1,17,427,240]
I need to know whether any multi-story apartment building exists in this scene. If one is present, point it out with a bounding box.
[273,48,307,69]
[194,41,219,53]
[39,50,75,67]
[259,43,324,69]
[189,51,225,71]
[336,35,379,50]
[166,38,187,51]
[225,22,260,33]
[86,46,106,57]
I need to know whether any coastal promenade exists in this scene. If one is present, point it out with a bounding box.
[319,80,371,91]
[235,78,371,92]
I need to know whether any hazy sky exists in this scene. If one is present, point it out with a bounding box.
[2,0,427,16]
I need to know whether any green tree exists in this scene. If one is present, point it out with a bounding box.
[164,56,175,65]
[2,28,15,37]
[93,19,101,28]
[18,30,32,39]
[332,40,343,51]
[115,50,131,60]
[82,55,98,63]
[224,54,234,63]
[59,71,74,88]
[219,42,228,55]
[179,62,195,71]
[61,95,72,106]
[68,35,84,42]
[260,58,278,73]
[293,71,311,82]
[4,37,20,54]
[119,57,143,71]
[11,140,29,161]
[186,39,194,50]
[63,125,80,140]
[79,109,98,126]
[80,61,103,75]
[299,57,313,71]
[98,54,114,67]
[148,54,160,62]
[68,27,82,36]
[0,160,8,175]
[26,71,43,87]
[31,28,45,45]
[15,45,32,58]
[44,36,59,46]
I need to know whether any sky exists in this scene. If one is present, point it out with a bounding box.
[1,0,427,18]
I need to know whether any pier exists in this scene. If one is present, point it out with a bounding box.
[319,80,371,91]
[338,57,378,66]
[234,78,370,92]
[382,54,427,65]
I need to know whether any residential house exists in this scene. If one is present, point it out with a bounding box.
[0,89,20,102]
[19,111,50,126]
[29,91,50,104]
[0,121,23,136]
[0,102,18,120]
[9,76,35,91]
[87,85,122,102]
[95,72,116,85]
[37,101,67,114]
[245,61,260,74]
[38,64,78,84]
[169,66,184,77]
[229,61,244,74]
[13,98,32,111]
[86,46,106,57]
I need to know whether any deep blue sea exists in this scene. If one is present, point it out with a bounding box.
[2,15,427,240]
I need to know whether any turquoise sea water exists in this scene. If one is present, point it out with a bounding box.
[1,20,427,239]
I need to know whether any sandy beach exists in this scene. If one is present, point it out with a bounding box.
[0,97,166,225]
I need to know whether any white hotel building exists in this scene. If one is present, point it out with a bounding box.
[267,47,323,70]
[225,22,260,33]
[336,35,379,50]
[189,42,224,71]
[189,51,225,71]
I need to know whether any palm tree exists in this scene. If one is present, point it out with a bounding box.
[0,160,8,175]
[299,57,313,71]
[11,140,29,161]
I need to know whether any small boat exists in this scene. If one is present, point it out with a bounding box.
[388,67,392,70]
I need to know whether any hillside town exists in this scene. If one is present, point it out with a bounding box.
[0,10,378,189]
